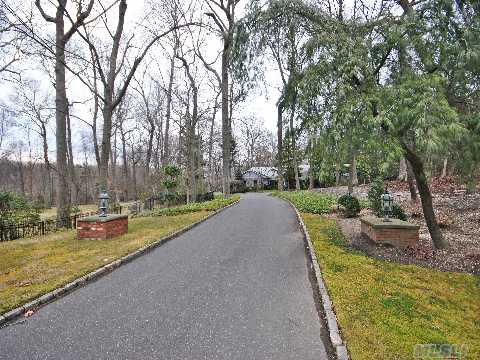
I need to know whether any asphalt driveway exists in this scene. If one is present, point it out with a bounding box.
[0,193,330,360]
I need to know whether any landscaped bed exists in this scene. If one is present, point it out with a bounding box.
[273,191,480,359]
[0,197,239,314]
[304,214,479,360]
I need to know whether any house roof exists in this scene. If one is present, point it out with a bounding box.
[299,164,310,178]
[243,166,278,179]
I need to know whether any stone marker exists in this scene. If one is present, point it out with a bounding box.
[360,216,419,248]
[77,214,128,240]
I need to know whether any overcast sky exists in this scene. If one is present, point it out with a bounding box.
[0,0,283,162]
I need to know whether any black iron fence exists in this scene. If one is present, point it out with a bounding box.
[0,206,122,242]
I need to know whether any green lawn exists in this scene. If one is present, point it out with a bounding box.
[303,213,480,360]
[0,211,211,314]
[40,204,99,219]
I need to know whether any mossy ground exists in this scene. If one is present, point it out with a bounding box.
[0,212,209,314]
[302,213,480,360]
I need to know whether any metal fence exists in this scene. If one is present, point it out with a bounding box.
[0,207,122,242]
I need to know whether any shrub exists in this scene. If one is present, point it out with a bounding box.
[0,192,40,225]
[391,203,408,221]
[338,194,361,218]
[368,177,384,216]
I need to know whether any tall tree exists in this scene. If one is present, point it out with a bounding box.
[205,0,240,197]
[35,0,94,226]
[82,0,196,191]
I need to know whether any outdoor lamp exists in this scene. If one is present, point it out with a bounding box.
[381,188,394,222]
[99,191,109,217]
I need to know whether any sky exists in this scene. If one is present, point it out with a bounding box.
[82,0,282,132]
[0,0,282,162]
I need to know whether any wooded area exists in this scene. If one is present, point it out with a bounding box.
[0,0,478,249]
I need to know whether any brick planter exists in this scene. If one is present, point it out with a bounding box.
[77,214,128,240]
[360,216,419,248]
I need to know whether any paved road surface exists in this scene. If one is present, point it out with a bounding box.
[0,193,330,360]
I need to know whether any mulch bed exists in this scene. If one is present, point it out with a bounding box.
[323,179,480,275]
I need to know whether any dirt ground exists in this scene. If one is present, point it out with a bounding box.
[316,178,480,275]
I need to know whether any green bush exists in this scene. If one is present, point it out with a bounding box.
[368,177,384,216]
[391,203,408,221]
[338,194,361,218]
[0,192,40,225]
[273,191,336,214]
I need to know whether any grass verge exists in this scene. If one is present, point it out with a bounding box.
[303,213,480,360]
[271,190,336,214]
[0,210,213,314]
[148,195,240,216]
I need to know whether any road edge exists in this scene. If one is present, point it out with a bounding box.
[287,200,350,360]
[0,199,240,326]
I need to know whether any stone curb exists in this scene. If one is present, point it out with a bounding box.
[287,201,350,360]
[0,200,240,326]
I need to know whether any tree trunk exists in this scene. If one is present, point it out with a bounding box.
[132,152,138,201]
[66,110,79,206]
[351,152,359,186]
[207,93,219,192]
[17,159,25,196]
[110,129,118,194]
[121,132,129,200]
[40,123,53,206]
[441,158,448,178]
[99,105,113,191]
[398,157,408,181]
[54,13,70,225]
[162,43,177,165]
[406,159,418,202]
[347,146,354,194]
[221,47,231,197]
[335,161,340,186]
[309,168,314,190]
[289,93,301,190]
[403,144,447,249]
[277,97,284,191]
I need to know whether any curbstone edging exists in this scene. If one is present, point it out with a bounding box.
[287,201,350,360]
[0,199,240,327]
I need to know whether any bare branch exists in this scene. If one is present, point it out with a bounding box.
[34,0,55,23]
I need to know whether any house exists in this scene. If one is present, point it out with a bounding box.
[299,164,310,181]
[242,167,278,190]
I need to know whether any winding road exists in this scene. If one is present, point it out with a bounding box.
[0,193,330,360]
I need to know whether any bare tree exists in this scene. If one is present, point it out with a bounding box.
[81,0,196,191]
[204,0,240,197]
[35,0,95,225]
[0,1,23,77]
[239,116,263,169]
[14,79,54,205]
[132,68,163,185]
[176,52,199,202]
[0,105,10,154]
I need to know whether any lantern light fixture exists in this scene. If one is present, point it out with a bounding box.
[99,191,109,217]
[381,188,394,222]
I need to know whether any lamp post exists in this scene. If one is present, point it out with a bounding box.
[381,188,394,222]
[99,191,109,217]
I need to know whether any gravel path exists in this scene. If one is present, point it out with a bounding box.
[0,193,330,360]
